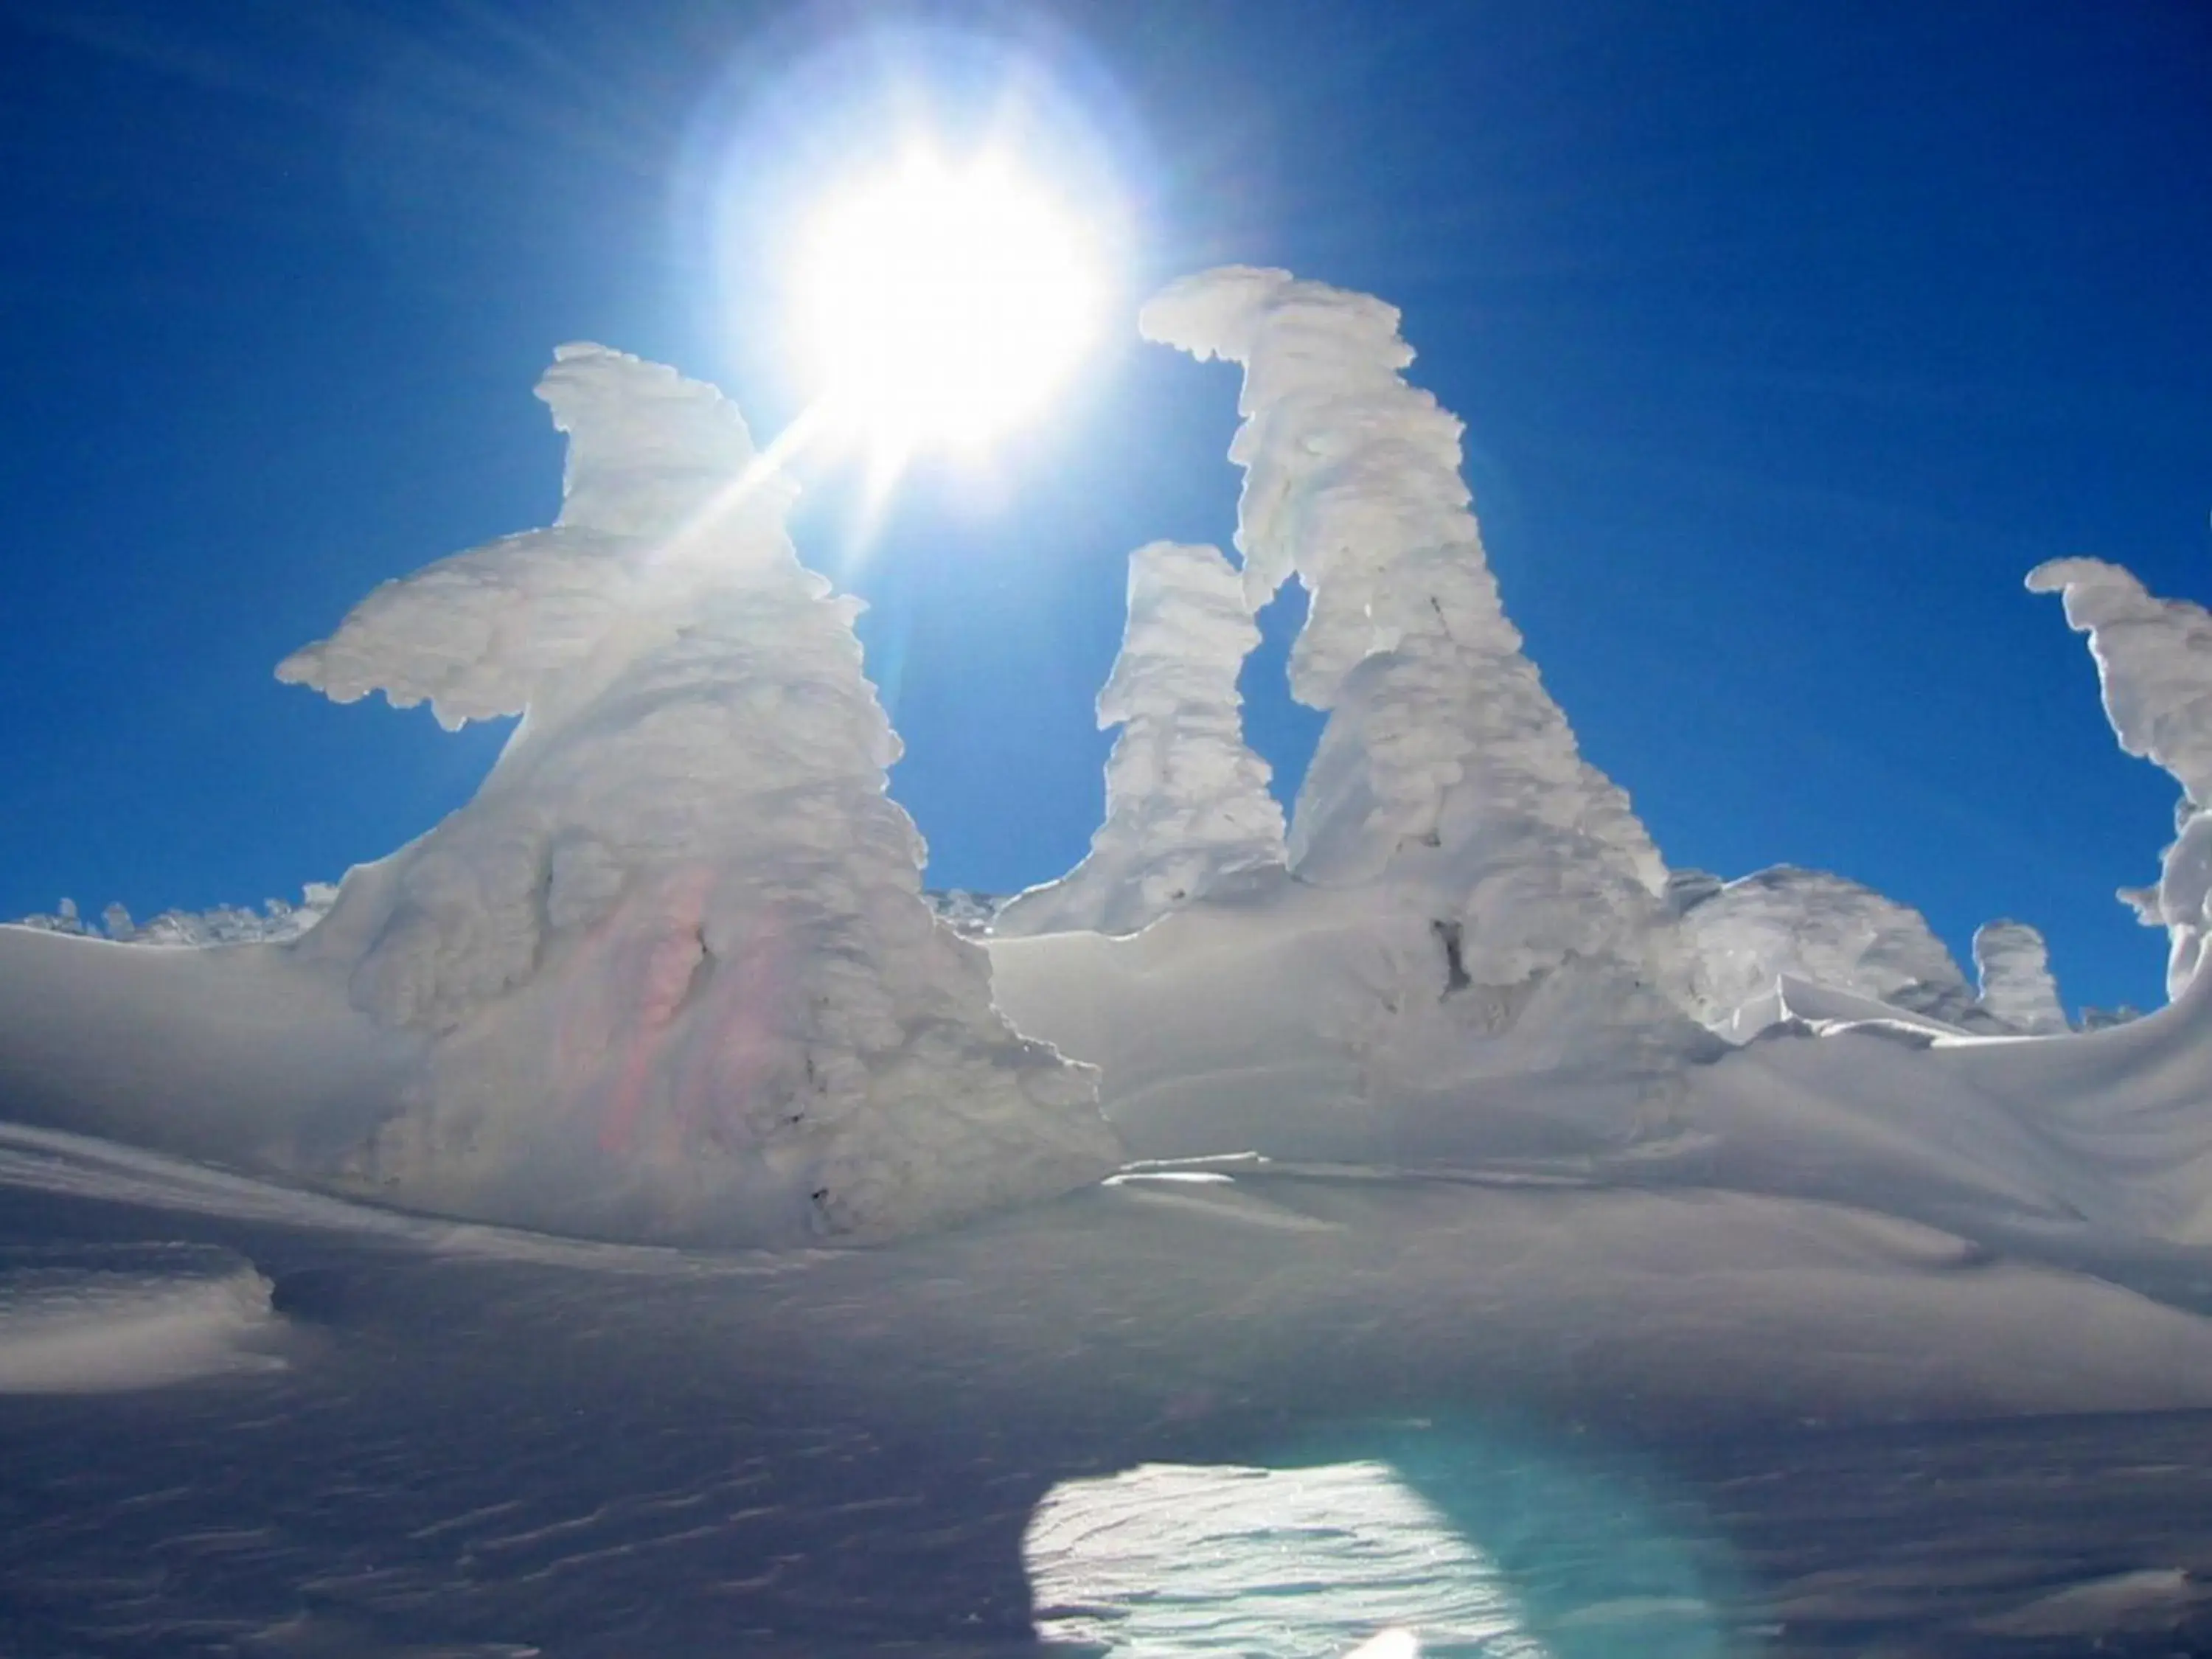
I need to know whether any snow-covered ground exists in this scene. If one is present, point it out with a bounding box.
[4,1133,2212,1655]
[7,267,2212,1654]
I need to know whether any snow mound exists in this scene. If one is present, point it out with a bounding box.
[271,344,1119,1245]
[1677,865,1992,1034]
[0,1242,276,1392]
[2030,557,2212,999]
[994,540,1285,938]
[1974,919,2070,1034]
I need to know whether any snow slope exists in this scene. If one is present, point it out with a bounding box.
[10,1138,2212,1657]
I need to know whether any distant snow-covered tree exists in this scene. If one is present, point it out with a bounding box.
[1972,919,2069,1034]
[993,540,1286,938]
[1678,865,1992,1031]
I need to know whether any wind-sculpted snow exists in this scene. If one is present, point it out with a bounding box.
[1677,866,1991,1035]
[2030,557,2212,999]
[1139,268,1677,1014]
[1974,920,2070,1034]
[268,345,1120,1245]
[994,541,1285,938]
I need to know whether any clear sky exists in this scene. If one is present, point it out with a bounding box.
[2,0,2207,1018]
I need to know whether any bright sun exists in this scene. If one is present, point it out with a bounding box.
[795,153,1104,456]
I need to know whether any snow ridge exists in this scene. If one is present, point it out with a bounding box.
[2029,557,2212,998]
[279,344,1119,1245]
[993,541,1285,938]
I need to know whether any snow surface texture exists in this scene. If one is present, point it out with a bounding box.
[993,540,1285,938]
[2030,557,2212,1000]
[1974,919,2070,1034]
[272,345,1119,1245]
[14,1136,2212,1655]
[1138,268,1678,1012]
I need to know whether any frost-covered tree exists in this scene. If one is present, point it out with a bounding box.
[1139,268,1678,1002]
[993,540,1286,937]
[1677,865,1990,1030]
[279,344,1119,1245]
[2028,557,2212,1001]
[1972,920,2069,1034]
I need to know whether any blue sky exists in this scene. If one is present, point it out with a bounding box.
[2,0,2207,1017]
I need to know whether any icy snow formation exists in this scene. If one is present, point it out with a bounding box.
[986,269,1719,1167]
[994,541,1285,938]
[1974,920,2070,1034]
[1139,268,1677,1004]
[275,344,1117,1245]
[1677,866,1989,1034]
[2030,557,2212,1000]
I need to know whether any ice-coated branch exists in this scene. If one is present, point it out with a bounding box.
[2029,557,2212,998]
[277,345,1119,1245]
[993,541,1286,937]
[1141,267,1674,997]
[1972,920,2068,1034]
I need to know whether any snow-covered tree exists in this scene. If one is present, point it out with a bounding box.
[2028,557,2212,1000]
[1139,268,1678,1003]
[993,540,1285,937]
[1677,865,1989,1030]
[1972,920,2069,1034]
[279,344,1119,1245]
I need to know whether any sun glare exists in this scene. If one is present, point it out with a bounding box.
[795,153,1103,457]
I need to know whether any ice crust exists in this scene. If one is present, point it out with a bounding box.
[274,345,1119,1245]
[2030,557,2212,998]
[993,541,1285,938]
